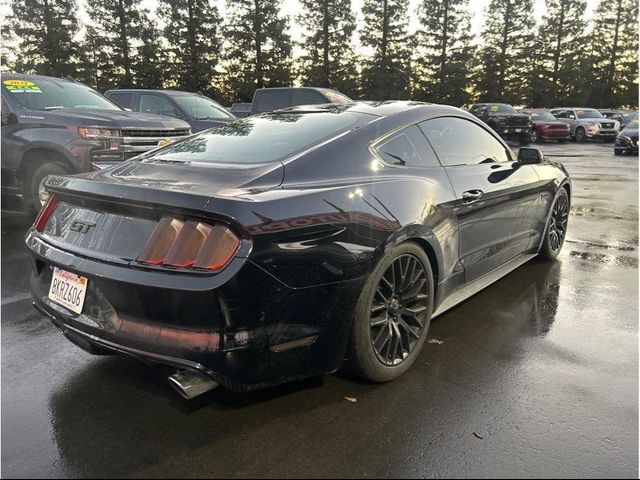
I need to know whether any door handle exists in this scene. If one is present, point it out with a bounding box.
[462,190,484,203]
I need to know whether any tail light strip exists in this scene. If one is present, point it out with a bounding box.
[34,196,59,232]
[137,216,240,271]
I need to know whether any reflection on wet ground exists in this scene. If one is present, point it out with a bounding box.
[2,141,637,477]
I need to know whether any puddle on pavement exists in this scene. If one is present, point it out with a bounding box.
[568,250,639,268]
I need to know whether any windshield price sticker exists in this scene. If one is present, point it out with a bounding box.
[3,80,42,93]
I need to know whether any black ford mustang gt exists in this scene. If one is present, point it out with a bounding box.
[27,102,571,398]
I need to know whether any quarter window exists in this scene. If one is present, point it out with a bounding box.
[420,117,510,166]
[374,125,439,168]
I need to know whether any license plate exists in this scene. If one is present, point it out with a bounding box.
[49,267,88,314]
[515,128,522,132]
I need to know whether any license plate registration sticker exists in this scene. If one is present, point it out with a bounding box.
[49,267,88,314]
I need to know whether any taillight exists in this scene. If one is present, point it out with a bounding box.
[137,216,240,271]
[34,196,59,232]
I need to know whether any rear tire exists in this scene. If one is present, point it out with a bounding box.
[29,162,70,210]
[539,189,570,261]
[345,242,434,383]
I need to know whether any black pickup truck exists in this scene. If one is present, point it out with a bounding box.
[1,74,191,208]
[470,103,532,145]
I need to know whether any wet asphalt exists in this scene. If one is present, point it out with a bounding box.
[1,141,638,478]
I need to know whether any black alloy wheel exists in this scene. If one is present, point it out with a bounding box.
[370,254,430,366]
[540,189,570,260]
[346,242,434,383]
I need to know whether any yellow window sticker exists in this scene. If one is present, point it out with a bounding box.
[3,80,42,93]
[490,105,500,112]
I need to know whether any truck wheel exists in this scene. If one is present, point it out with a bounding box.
[575,127,586,143]
[29,162,70,210]
[519,132,532,145]
[531,129,539,143]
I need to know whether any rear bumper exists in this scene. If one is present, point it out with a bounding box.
[28,233,364,391]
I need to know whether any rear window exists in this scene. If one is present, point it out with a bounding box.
[254,90,291,113]
[141,112,366,164]
[108,92,133,109]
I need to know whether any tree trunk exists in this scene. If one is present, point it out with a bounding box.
[381,0,389,69]
[439,0,450,89]
[254,0,263,89]
[116,0,132,86]
[497,0,512,100]
[552,1,565,86]
[186,0,198,91]
[322,0,330,87]
[606,0,623,99]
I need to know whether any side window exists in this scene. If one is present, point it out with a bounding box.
[293,90,326,106]
[1,98,11,126]
[420,117,510,166]
[109,92,133,109]
[254,91,291,113]
[139,94,179,117]
[374,125,439,168]
[551,110,565,118]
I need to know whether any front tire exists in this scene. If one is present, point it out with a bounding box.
[346,242,434,383]
[539,189,570,261]
[29,162,70,210]
[520,132,532,145]
[531,129,540,143]
[575,127,586,143]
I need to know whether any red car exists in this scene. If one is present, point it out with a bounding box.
[523,110,571,143]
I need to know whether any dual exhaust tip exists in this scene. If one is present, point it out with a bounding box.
[168,369,219,400]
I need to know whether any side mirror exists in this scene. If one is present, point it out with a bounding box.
[518,147,544,165]
[568,114,576,120]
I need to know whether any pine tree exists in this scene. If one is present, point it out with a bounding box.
[413,0,475,106]
[591,0,639,107]
[473,0,536,105]
[159,0,222,94]
[528,0,587,106]
[223,0,293,103]
[85,0,145,87]
[360,0,412,100]
[76,26,118,91]
[133,14,166,89]
[297,0,360,98]
[9,0,80,77]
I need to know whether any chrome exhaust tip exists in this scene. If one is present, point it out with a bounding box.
[168,370,219,400]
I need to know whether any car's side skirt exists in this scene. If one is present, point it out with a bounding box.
[432,253,538,318]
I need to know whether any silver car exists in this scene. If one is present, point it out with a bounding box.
[550,108,620,143]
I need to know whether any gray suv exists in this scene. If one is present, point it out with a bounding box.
[550,108,620,143]
[1,74,191,208]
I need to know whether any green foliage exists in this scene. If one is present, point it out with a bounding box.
[159,0,222,94]
[473,0,536,105]
[297,0,360,98]
[590,0,639,108]
[75,26,118,92]
[8,0,80,77]
[413,0,475,106]
[134,15,166,89]
[223,0,293,103]
[360,0,412,100]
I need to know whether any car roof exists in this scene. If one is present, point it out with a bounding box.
[105,89,201,96]
[2,72,76,84]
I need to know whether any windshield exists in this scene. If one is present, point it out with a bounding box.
[530,112,556,121]
[319,89,353,104]
[625,119,639,130]
[624,112,639,122]
[142,111,365,164]
[2,77,120,111]
[576,109,603,119]
[487,104,517,114]
[172,94,234,120]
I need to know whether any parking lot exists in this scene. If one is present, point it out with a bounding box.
[1,141,637,478]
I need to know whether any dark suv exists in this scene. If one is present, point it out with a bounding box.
[470,103,532,144]
[1,74,191,208]
[105,89,236,133]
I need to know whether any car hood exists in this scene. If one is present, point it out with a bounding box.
[621,128,639,139]
[37,108,191,130]
[491,113,531,121]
